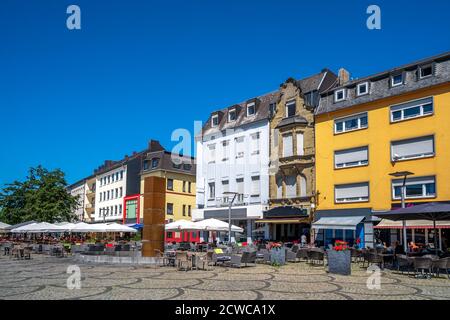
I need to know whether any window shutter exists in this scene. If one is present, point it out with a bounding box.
[296,133,304,156]
[391,136,434,159]
[335,183,369,199]
[335,147,368,165]
[283,134,293,157]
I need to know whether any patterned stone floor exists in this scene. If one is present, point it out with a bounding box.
[0,254,449,300]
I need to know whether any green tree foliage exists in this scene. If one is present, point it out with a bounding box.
[0,166,79,224]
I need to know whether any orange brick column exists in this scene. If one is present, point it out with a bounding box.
[142,176,165,257]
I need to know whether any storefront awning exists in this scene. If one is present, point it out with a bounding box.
[312,216,365,231]
[256,218,310,224]
[375,219,450,229]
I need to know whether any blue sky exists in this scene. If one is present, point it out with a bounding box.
[1,0,449,185]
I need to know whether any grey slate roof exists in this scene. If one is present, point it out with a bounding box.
[201,70,337,137]
[142,150,196,176]
[316,51,450,115]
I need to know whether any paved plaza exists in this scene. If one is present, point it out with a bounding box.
[0,254,449,300]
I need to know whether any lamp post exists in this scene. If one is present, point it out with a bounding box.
[389,171,414,253]
[223,191,239,247]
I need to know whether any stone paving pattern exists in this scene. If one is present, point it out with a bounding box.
[0,255,449,300]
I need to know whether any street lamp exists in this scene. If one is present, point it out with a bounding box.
[389,171,414,253]
[223,191,239,247]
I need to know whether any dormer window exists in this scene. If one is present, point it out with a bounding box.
[419,64,433,79]
[228,109,237,122]
[356,82,369,96]
[211,114,219,127]
[269,102,277,117]
[334,89,346,102]
[391,73,403,87]
[151,158,159,168]
[247,103,255,116]
[285,100,296,117]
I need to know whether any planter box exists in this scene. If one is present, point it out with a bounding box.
[327,250,351,275]
[270,248,286,265]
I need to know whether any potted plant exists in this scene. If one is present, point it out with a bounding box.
[269,242,286,266]
[327,240,351,275]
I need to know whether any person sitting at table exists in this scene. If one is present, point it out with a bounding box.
[409,241,419,252]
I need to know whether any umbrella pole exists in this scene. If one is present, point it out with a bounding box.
[403,221,407,253]
[433,219,438,256]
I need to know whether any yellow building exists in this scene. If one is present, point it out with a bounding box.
[314,52,450,249]
[139,147,197,243]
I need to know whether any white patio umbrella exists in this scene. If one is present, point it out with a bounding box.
[165,219,202,231]
[103,223,137,233]
[0,222,11,233]
[70,222,105,233]
[194,218,244,233]
[11,222,66,233]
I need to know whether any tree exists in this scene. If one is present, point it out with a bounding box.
[0,166,79,224]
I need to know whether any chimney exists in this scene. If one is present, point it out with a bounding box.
[338,68,350,85]
[148,139,164,152]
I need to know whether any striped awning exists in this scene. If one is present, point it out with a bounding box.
[375,219,450,229]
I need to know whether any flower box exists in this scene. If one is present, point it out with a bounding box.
[270,247,286,266]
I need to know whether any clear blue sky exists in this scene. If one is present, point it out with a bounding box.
[1,0,449,185]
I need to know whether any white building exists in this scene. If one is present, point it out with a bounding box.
[193,93,277,242]
[68,181,86,221]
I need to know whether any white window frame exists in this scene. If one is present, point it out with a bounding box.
[247,102,255,116]
[211,114,219,127]
[250,132,260,155]
[390,96,434,123]
[356,82,369,96]
[235,136,244,159]
[392,176,436,200]
[391,135,435,162]
[334,146,369,169]
[419,64,433,79]
[334,88,346,102]
[391,73,403,87]
[334,112,368,134]
[335,182,369,203]
[228,108,236,122]
[250,176,260,197]
[285,100,296,118]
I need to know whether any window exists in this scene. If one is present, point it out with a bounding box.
[172,162,182,169]
[390,97,433,122]
[111,174,115,183]
[251,133,260,155]
[228,109,237,122]
[335,146,368,168]
[391,74,403,87]
[151,158,159,168]
[182,204,186,216]
[116,172,119,181]
[300,175,307,197]
[296,132,304,156]
[247,102,255,116]
[276,175,283,198]
[167,203,174,215]
[188,182,192,193]
[120,170,124,180]
[391,136,435,161]
[183,181,186,192]
[269,102,277,117]
[188,205,191,217]
[235,137,244,159]
[115,205,118,215]
[208,144,216,163]
[167,179,174,190]
[143,160,149,170]
[119,204,122,214]
[335,182,369,203]
[107,190,110,200]
[183,164,192,171]
[334,113,368,133]
[419,65,433,79]
[357,82,369,96]
[208,182,215,200]
[211,114,219,127]
[282,134,293,157]
[100,193,102,202]
[285,100,296,117]
[334,89,346,102]
[222,180,229,194]
[107,176,110,184]
[251,176,260,196]
[119,187,123,197]
[392,176,436,200]
[115,188,118,198]
[222,140,229,161]
[285,175,297,198]
[236,178,244,203]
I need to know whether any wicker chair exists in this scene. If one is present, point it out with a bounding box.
[368,253,383,268]
[308,249,325,266]
[176,251,192,271]
[396,255,413,274]
[431,257,449,279]
[413,257,433,278]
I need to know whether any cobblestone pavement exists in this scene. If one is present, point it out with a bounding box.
[0,255,449,300]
